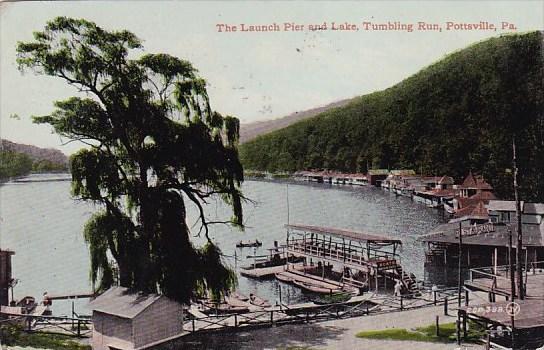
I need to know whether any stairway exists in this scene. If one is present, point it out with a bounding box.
[395,266,420,295]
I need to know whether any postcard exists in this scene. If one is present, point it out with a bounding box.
[1,1,543,349]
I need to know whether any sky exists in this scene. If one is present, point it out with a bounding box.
[1,1,543,154]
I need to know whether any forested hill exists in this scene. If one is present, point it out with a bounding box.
[1,139,68,166]
[240,32,544,202]
[0,139,68,179]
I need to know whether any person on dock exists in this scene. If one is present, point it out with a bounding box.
[42,291,52,313]
[394,280,402,297]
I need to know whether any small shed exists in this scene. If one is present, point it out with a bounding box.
[89,287,185,350]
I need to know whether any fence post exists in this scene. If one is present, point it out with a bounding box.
[462,313,467,339]
[465,289,469,306]
[444,297,448,316]
[270,311,274,326]
[77,320,81,337]
[306,312,309,323]
[433,291,437,305]
[435,315,440,337]
[400,296,404,311]
[234,314,238,328]
[456,319,461,345]
[192,318,195,333]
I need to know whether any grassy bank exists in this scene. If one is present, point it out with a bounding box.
[1,324,90,350]
[356,321,485,343]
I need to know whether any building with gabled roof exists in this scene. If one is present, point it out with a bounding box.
[366,169,389,186]
[89,287,185,350]
[459,171,493,197]
[453,201,489,221]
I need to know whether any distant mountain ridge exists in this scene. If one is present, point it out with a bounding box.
[240,32,544,202]
[0,139,68,165]
[239,98,355,143]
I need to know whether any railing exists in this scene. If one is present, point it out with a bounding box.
[183,298,374,334]
[184,287,463,335]
[0,313,92,338]
[469,260,544,283]
[286,240,398,270]
[468,261,544,298]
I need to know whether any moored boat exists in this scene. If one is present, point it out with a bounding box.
[293,280,340,294]
[248,293,270,308]
[275,272,294,283]
[236,240,262,248]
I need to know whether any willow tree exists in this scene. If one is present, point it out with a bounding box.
[17,17,244,303]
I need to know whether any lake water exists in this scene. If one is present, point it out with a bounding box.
[0,174,445,315]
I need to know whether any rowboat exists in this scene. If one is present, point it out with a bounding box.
[293,280,340,294]
[275,272,294,283]
[200,300,249,314]
[248,293,270,308]
[236,240,262,248]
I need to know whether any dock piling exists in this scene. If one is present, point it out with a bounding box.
[456,319,461,345]
[444,297,448,316]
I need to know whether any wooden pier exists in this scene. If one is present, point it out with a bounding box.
[465,263,544,300]
[181,287,461,336]
[239,262,305,279]
[284,224,416,293]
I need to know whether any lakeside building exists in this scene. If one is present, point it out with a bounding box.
[421,200,544,284]
[89,287,185,350]
[366,169,389,186]
[411,176,456,208]
[0,250,14,307]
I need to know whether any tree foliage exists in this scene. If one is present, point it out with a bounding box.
[241,32,544,201]
[17,17,245,302]
[0,150,33,179]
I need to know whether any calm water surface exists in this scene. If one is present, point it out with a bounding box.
[0,175,445,315]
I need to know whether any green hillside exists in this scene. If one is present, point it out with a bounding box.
[240,32,544,201]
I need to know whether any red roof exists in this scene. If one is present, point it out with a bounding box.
[454,201,489,219]
[461,172,493,190]
[457,191,497,209]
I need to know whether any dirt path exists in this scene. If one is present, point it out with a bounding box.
[181,304,482,349]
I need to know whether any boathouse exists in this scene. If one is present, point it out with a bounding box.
[422,201,544,282]
[411,176,456,208]
[89,287,184,350]
[284,224,418,293]
[366,169,389,186]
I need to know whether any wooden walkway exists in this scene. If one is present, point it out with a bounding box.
[182,288,462,336]
[275,270,342,291]
[465,271,544,299]
[239,263,305,278]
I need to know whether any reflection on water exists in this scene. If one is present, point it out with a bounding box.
[0,175,445,315]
